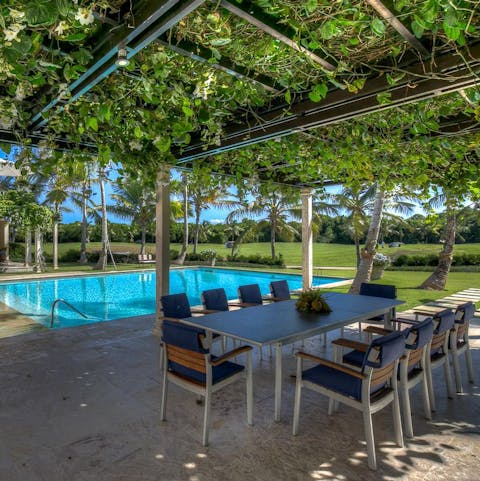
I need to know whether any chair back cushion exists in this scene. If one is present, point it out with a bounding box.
[433,309,455,334]
[455,302,475,324]
[270,280,291,300]
[202,288,229,311]
[359,282,397,299]
[405,317,434,350]
[364,330,406,370]
[162,320,208,353]
[161,293,192,319]
[238,284,263,304]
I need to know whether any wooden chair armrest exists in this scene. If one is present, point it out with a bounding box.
[296,352,366,379]
[393,317,418,326]
[363,326,392,336]
[190,308,212,315]
[331,338,369,352]
[210,346,253,366]
[159,316,180,322]
[228,302,258,308]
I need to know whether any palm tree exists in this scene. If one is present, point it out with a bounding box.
[226,185,300,259]
[109,175,156,256]
[187,172,235,254]
[334,184,376,266]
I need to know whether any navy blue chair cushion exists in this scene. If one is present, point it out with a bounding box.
[162,320,207,353]
[455,302,475,324]
[302,364,363,400]
[342,349,365,367]
[169,358,244,385]
[359,283,397,299]
[238,284,263,305]
[270,280,291,300]
[202,288,229,311]
[364,330,406,369]
[359,283,397,321]
[161,293,192,319]
[405,317,434,350]
[434,309,455,334]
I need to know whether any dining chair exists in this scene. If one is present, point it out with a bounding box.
[358,282,397,334]
[293,330,406,470]
[450,301,475,392]
[269,280,291,301]
[160,320,253,446]
[238,283,264,306]
[345,317,434,438]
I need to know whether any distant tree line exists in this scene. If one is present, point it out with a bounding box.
[14,205,479,246]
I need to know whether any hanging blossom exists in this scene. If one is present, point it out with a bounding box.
[15,84,26,101]
[75,8,95,26]
[129,140,142,151]
[54,21,69,36]
[9,9,25,20]
[3,23,25,42]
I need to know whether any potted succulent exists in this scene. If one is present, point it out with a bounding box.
[295,289,332,314]
[200,249,217,266]
[371,253,390,280]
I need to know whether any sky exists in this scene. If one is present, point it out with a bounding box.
[1,147,428,224]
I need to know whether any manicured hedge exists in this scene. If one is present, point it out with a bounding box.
[392,253,480,267]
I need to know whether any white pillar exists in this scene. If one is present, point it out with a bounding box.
[154,166,171,335]
[34,229,42,273]
[301,188,313,291]
[53,222,58,270]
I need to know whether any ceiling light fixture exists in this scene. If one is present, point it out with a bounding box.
[116,46,129,67]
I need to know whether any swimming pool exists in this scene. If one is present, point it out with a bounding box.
[0,268,347,328]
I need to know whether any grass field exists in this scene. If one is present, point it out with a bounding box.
[42,241,480,267]
[14,241,479,311]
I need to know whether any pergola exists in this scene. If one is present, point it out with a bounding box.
[1,1,480,317]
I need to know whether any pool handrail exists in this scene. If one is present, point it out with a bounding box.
[50,298,89,328]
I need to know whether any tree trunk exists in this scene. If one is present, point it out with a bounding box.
[34,229,42,273]
[53,219,58,270]
[140,224,146,255]
[24,230,32,267]
[349,185,385,294]
[420,204,456,290]
[354,235,361,267]
[95,169,108,271]
[193,204,201,254]
[177,174,189,265]
[79,181,89,264]
[270,218,276,259]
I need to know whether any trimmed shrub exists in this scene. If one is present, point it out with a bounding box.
[8,242,25,261]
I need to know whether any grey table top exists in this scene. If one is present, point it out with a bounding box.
[182,292,404,346]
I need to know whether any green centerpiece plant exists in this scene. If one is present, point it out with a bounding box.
[295,289,332,314]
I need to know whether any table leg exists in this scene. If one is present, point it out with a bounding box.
[274,342,282,422]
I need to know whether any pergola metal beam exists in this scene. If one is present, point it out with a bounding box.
[177,44,480,161]
[366,0,429,55]
[30,0,205,131]
[157,36,280,92]
[220,0,336,71]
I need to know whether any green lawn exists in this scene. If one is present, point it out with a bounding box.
[43,241,480,268]
[13,242,480,312]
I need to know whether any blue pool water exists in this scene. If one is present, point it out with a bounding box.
[0,268,346,328]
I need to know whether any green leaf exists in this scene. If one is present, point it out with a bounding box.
[25,0,57,25]
[284,90,291,104]
[134,126,143,138]
[63,32,87,42]
[210,38,231,46]
[411,20,424,38]
[443,23,460,41]
[319,21,339,40]
[0,14,5,29]
[182,104,194,117]
[55,0,71,17]
[376,92,392,105]
[371,18,386,36]
[154,136,171,153]
[305,0,318,14]
[309,83,328,103]
[444,8,458,27]
[71,48,93,65]
[86,117,98,132]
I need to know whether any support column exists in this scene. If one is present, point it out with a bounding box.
[0,220,9,263]
[154,166,171,336]
[34,229,42,273]
[301,188,313,291]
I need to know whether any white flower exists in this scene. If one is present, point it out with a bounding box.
[3,23,25,42]
[75,8,95,26]
[15,84,26,101]
[129,140,142,151]
[9,9,25,20]
[54,21,69,36]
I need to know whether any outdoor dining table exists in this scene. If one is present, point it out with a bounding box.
[181,291,404,421]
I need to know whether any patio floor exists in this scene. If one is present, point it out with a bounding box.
[1,314,479,481]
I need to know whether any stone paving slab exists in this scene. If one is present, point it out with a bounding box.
[1,314,480,481]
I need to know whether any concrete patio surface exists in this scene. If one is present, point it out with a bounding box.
[1,314,479,481]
